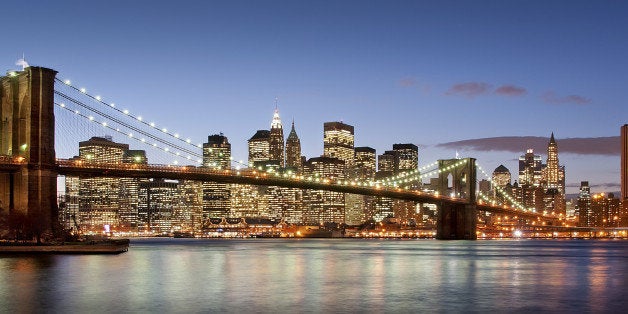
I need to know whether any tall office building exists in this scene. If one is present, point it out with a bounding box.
[622,125,628,202]
[119,150,147,230]
[202,134,231,218]
[178,180,204,232]
[345,147,377,225]
[323,122,355,167]
[248,130,270,167]
[285,120,302,172]
[577,181,592,226]
[393,143,419,172]
[138,179,179,234]
[544,133,566,194]
[519,149,543,186]
[391,143,420,221]
[303,156,345,224]
[269,108,285,167]
[74,136,128,231]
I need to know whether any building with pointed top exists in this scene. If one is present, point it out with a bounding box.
[269,108,285,167]
[285,120,302,172]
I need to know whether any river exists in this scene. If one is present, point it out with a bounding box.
[1,238,627,313]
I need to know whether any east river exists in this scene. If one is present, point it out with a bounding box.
[1,238,627,313]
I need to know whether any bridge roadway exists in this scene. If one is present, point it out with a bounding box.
[0,157,555,220]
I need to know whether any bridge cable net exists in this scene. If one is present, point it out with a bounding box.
[474,162,536,213]
[53,78,248,168]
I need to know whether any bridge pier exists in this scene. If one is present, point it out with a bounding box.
[435,158,477,240]
[436,203,477,240]
[1,67,58,233]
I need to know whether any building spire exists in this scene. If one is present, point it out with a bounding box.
[271,102,282,129]
[550,132,555,144]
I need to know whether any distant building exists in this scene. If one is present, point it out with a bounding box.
[69,136,145,232]
[202,134,231,219]
[303,156,345,224]
[248,130,271,166]
[577,181,592,226]
[269,108,285,167]
[323,121,355,167]
[138,179,179,234]
[285,120,303,172]
[519,149,543,186]
[621,125,628,203]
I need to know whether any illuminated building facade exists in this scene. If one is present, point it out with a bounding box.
[391,144,419,222]
[519,149,543,186]
[178,180,204,232]
[346,147,377,224]
[303,156,345,224]
[138,179,179,234]
[74,136,128,231]
[285,120,302,172]
[323,122,355,167]
[269,108,285,167]
[202,134,231,218]
[491,165,512,202]
[248,130,270,166]
[622,125,628,204]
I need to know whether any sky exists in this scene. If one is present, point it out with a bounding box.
[3,0,627,195]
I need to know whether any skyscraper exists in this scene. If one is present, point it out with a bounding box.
[544,133,565,194]
[519,149,543,186]
[138,179,179,234]
[622,124,628,202]
[491,165,511,200]
[577,181,592,226]
[346,147,376,225]
[285,120,302,172]
[323,122,355,167]
[202,134,231,219]
[69,136,145,232]
[303,156,345,224]
[248,130,271,167]
[269,108,285,167]
[393,143,419,172]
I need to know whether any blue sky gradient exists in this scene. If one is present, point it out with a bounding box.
[3,1,627,193]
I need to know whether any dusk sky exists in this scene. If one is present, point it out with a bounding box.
[3,1,627,194]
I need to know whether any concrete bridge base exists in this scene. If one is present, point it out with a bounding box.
[436,202,477,240]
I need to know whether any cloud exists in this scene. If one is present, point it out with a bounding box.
[445,82,491,98]
[494,85,527,97]
[565,182,620,189]
[541,91,592,105]
[436,136,619,156]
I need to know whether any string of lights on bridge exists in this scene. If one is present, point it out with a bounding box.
[53,74,540,207]
[54,78,251,168]
[475,163,535,213]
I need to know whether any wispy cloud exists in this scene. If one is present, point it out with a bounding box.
[565,182,620,189]
[541,91,591,105]
[445,82,491,98]
[494,85,527,97]
[436,136,619,156]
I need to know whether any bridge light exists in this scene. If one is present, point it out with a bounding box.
[80,88,86,93]
[162,128,168,132]
[110,103,115,107]
[88,116,94,121]
[60,103,65,107]
[174,133,179,138]
[186,139,191,143]
[102,122,107,127]
[64,79,71,85]
[95,95,102,101]
[137,116,143,121]
[128,133,133,138]
[150,122,155,127]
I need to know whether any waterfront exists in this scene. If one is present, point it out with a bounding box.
[1,239,627,313]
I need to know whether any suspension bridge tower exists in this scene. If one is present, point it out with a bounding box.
[0,67,58,231]
[436,157,477,240]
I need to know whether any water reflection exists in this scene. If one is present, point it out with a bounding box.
[2,239,628,312]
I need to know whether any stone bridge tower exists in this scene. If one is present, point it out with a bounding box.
[0,67,58,231]
[436,158,477,240]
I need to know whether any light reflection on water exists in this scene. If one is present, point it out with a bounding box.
[1,239,628,313]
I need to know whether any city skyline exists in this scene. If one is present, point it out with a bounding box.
[2,0,626,193]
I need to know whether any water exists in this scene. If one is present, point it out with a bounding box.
[1,239,627,313]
